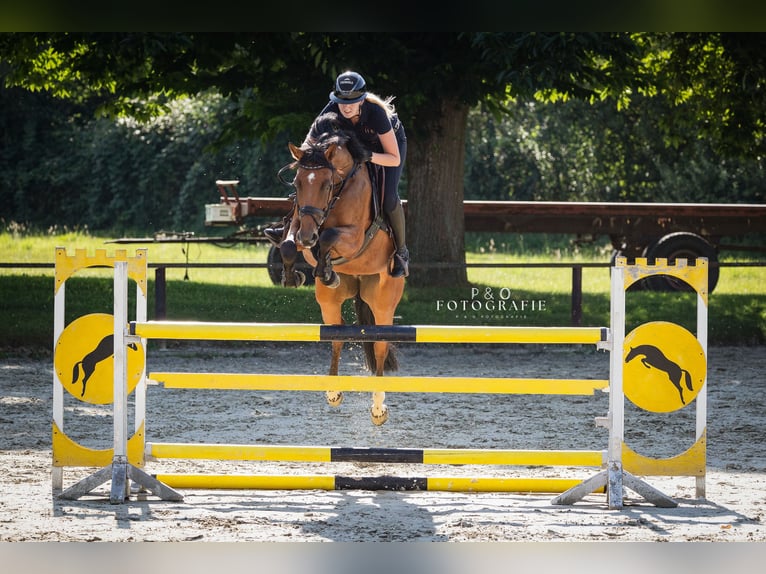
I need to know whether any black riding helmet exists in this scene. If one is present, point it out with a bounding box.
[329,71,367,104]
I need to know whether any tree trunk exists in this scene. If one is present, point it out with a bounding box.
[405,98,469,287]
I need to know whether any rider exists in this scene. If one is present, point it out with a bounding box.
[267,70,409,278]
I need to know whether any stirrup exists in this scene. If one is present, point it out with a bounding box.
[391,247,409,278]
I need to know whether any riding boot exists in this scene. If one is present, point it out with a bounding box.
[263,224,285,246]
[264,194,296,246]
[387,201,409,278]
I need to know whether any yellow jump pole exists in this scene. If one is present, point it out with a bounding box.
[146,442,605,467]
[131,322,322,342]
[153,473,605,494]
[149,372,609,395]
[132,321,608,345]
[413,326,607,345]
[155,474,336,490]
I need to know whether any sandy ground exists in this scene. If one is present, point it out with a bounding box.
[1,340,765,552]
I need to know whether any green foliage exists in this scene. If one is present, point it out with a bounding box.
[635,33,766,159]
[7,33,764,157]
[0,87,292,233]
[464,97,765,203]
[2,79,765,235]
[469,32,642,107]
[2,32,765,289]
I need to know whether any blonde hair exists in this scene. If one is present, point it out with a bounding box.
[365,92,396,119]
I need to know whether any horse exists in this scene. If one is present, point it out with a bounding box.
[276,114,405,425]
[625,344,694,404]
[71,334,138,397]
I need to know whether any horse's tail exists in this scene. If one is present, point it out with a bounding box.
[354,294,398,373]
[71,361,82,385]
[682,369,694,391]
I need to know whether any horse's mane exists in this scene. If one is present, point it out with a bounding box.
[297,112,371,169]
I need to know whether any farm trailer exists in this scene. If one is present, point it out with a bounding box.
[204,180,766,292]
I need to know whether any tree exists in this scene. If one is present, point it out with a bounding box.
[465,96,765,206]
[1,32,645,285]
[3,33,761,285]
[634,33,766,160]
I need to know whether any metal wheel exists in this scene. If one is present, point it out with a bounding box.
[266,245,315,286]
[641,232,719,293]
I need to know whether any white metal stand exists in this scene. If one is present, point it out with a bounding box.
[552,264,677,509]
[58,261,181,503]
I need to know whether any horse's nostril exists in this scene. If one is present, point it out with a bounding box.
[298,231,317,247]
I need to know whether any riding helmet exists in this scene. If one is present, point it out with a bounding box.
[330,71,367,104]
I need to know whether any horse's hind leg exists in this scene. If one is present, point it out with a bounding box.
[371,392,387,425]
[369,345,389,425]
[361,274,404,426]
[316,277,355,408]
[670,374,686,404]
[325,341,344,406]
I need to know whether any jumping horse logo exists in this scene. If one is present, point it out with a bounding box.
[71,334,137,397]
[625,344,694,404]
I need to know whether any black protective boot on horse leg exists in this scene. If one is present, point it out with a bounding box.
[387,201,409,278]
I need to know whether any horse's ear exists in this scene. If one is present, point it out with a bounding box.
[288,142,303,161]
[324,142,338,161]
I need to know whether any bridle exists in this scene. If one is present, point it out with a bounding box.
[278,160,362,230]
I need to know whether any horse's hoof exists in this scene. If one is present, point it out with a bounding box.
[326,390,343,407]
[371,405,389,426]
[281,270,305,288]
[321,271,340,289]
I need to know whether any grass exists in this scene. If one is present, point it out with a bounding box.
[1,230,764,351]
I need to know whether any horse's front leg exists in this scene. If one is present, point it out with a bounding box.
[314,227,341,288]
[279,218,307,288]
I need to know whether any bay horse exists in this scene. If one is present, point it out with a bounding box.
[277,114,405,425]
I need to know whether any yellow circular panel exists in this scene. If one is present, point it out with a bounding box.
[54,313,145,404]
[623,321,706,413]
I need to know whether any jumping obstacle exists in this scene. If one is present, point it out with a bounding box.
[52,249,181,503]
[52,249,153,494]
[147,443,606,493]
[52,249,708,509]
